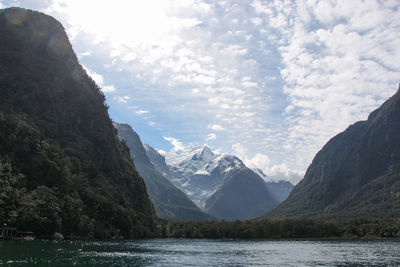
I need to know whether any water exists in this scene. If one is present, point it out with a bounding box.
[1,239,400,266]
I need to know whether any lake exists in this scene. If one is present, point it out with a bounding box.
[1,239,400,266]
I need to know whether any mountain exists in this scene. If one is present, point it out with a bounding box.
[268,87,400,219]
[146,145,280,220]
[254,169,295,202]
[114,123,214,221]
[0,7,155,238]
[205,167,279,220]
[265,180,294,203]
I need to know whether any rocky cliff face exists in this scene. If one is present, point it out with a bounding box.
[268,88,400,219]
[0,8,155,238]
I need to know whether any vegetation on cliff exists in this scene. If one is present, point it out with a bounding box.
[0,7,155,238]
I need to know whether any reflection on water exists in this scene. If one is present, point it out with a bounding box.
[1,239,400,266]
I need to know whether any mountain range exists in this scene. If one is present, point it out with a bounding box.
[114,123,214,221]
[268,87,400,219]
[145,144,293,220]
[5,6,399,235]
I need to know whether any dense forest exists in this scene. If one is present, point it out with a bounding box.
[156,218,400,239]
[0,7,156,238]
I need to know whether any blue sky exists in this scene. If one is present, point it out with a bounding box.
[1,0,399,183]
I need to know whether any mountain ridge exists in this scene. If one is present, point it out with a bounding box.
[146,144,291,220]
[114,123,215,221]
[0,7,155,238]
[268,88,400,219]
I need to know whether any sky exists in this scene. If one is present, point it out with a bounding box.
[1,0,399,184]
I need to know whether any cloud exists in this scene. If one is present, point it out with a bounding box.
[79,50,92,57]
[115,96,130,104]
[265,164,303,184]
[135,110,149,115]
[276,0,400,172]
[205,133,216,141]
[24,0,399,185]
[245,153,271,171]
[157,149,166,156]
[208,124,225,132]
[102,85,116,93]
[163,136,186,152]
[232,142,302,184]
[83,65,116,93]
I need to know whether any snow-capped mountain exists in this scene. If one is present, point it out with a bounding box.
[161,145,245,208]
[114,123,214,221]
[145,144,289,220]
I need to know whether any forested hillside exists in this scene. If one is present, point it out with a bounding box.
[0,7,155,238]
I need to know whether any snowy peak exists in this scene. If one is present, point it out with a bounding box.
[144,144,170,177]
[165,146,244,178]
[198,145,214,161]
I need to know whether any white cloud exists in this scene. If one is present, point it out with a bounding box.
[208,124,225,131]
[102,85,116,92]
[276,0,400,172]
[205,133,216,141]
[135,110,149,115]
[245,153,271,171]
[265,164,303,184]
[79,50,92,57]
[23,0,399,185]
[157,149,166,156]
[115,95,130,103]
[83,65,116,93]
[163,136,186,152]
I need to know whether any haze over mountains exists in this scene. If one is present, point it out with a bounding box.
[268,87,400,220]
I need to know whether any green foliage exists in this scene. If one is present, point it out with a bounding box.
[0,8,156,238]
[156,218,400,239]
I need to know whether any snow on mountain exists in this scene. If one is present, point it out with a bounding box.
[147,145,245,208]
[146,144,293,219]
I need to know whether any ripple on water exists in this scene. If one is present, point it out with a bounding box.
[1,239,400,266]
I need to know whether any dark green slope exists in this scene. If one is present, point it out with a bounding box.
[206,167,278,221]
[268,88,400,219]
[114,123,215,221]
[0,7,155,238]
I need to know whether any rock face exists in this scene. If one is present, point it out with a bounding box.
[0,8,155,238]
[146,145,280,220]
[114,123,214,221]
[268,88,400,219]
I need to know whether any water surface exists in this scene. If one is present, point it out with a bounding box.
[1,239,400,266]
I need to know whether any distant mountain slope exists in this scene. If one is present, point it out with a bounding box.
[146,144,280,220]
[268,88,400,219]
[265,180,294,203]
[114,123,214,221]
[205,167,279,221]
[0,7,155,238]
